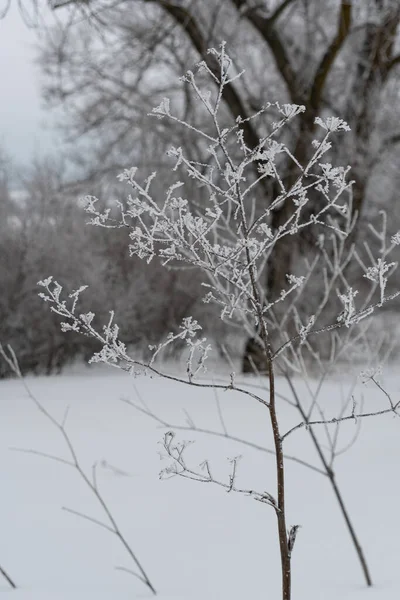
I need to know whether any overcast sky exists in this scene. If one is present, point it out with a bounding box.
[0,4,57,166]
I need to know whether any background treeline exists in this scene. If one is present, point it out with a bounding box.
[0,156,230,378]
[1,0,400,375]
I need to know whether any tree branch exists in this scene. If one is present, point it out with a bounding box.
[122,397,327,476]
[268,0,298,26]
[0,564,16,589]
[309,0,352,113]
[387,53,400,72]
[231,0,299,101]
[282,396,400,441]
[384,132,400,148]
[62,507,115,534]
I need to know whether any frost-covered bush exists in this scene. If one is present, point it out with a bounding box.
[38,45,400,600]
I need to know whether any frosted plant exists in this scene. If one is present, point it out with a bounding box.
[39,44,400,600]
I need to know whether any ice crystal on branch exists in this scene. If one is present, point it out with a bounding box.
[116,167,138,183]
[364,259,395,283]
[364,258,396,306]
[315,116,350,132]
[391,232,400,246]
[359,365,383,385]
[337,288,359,327]
[151,98,171,119]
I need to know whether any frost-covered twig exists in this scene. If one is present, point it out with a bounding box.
[159,431,279,511]
[282,390,400,441]
[122,392,326,477]
[38,277,270,408]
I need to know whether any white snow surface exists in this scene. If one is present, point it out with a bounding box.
[1,365,399,599]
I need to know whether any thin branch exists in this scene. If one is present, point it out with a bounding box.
[231,0,299,101]
[268,0,298,26]
[122,397,326,476]
[370,376,394,410]
[0,564,16,589]
[115,565,149,586]
[213,387,228,436]
[160,432,279,511]
[143,363,270,407]
[273,289,400,361]
[282,396,400,441]
[62,507,115,534]
[309,1,352,112]
[10,447,74,468]
[383,132,400,148]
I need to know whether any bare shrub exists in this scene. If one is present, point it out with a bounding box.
[38,46,400,600]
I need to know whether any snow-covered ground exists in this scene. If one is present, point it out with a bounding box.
[1,365,399,599]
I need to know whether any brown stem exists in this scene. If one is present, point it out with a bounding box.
[265,348,291,599]
[244,274,291,599]
[232,144,291,598]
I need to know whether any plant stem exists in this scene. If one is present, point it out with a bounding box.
[233,166,292,599]
[285,375,372,586]
[327,469,372,586]
[266,348,291,599]
[0,564,16,589]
